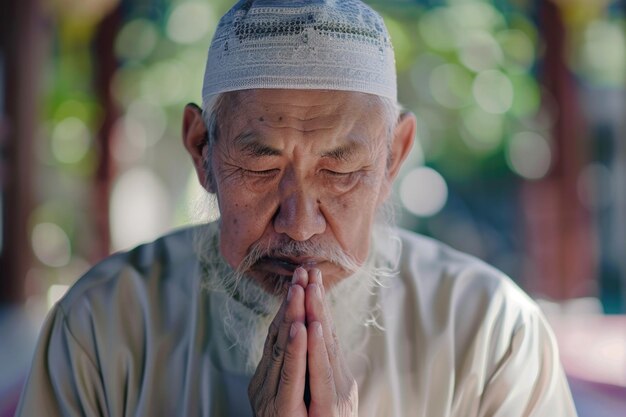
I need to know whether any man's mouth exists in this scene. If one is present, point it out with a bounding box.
[254,256,320,276]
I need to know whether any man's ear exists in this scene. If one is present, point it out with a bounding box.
[387,112,416,180]
[379,111,416,202]
[387,111,416,179]
[182,103,214,192]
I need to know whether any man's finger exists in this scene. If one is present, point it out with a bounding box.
[292,266,309,288]
[307,320,336,406]
[252,267,307,390]
[264,283,306,391]
[276,321,308,412]
[305,270,343,378]
[250,286,289,395]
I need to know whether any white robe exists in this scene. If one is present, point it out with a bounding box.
[15,224,577,416]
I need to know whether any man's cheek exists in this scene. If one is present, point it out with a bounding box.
[333,194,378,259]
[221,209,268,253]
[219,216,247,265]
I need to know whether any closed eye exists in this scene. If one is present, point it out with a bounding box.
[243,168,280,177]
[322,170,353,177]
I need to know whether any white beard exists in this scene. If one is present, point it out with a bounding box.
[193,221,400,373]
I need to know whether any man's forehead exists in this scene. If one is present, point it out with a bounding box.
[224,89,377,112]
[232,130,374,162]
[219,89,387,139]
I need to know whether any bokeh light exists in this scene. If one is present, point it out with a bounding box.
[166,1,214,45]
[111,115,148,164]
[47,284,70,310]
[115,19,158,62]
[509,73,541,117]
[429,63,473,109]
[506,131,552,180]
[139,60,189,105]
[460,106,505,152]
[458,30,503,72]
[110,167,171,250]
[580,19,626,86]
[472,69,514,114]
[497,29,535,72]
[126,99,167,146]
[400,167,448,217]
[418,8,459,52]
[31,223,72,268]
[51,117,91,164]
[448,1,504,32]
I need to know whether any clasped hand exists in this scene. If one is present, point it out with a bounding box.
[248,267,358,417]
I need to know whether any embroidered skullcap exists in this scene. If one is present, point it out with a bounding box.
[202,0,397,106]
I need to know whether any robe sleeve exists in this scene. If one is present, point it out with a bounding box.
[14,305,108,417]
[477,306,577,417]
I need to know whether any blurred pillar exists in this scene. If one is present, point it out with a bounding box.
[0,0,46,303]
[522,0,595,300]
[91,7,121,260]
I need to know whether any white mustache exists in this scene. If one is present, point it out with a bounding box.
[237,237,360,275]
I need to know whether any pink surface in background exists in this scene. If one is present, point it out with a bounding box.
[550,315,626,388]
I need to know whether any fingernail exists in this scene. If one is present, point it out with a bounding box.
[292,267,306,284]
[287,285,294,301]
[290,322,299,339]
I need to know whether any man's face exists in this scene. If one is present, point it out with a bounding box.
[207,89,397,292]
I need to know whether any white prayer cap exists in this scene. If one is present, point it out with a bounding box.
[202,0,397,107]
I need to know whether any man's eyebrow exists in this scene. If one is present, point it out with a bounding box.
[233,132,281,157]
[320,141,364,162]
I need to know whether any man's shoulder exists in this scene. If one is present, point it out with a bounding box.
[383,229,575,415]
[389,228,547,369]
[394,228,505,279]
[392,227,538,316]
[57,224,210,316]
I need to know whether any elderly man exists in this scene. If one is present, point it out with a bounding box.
[17,1,577,416]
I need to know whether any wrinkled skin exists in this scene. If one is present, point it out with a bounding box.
[183,89,415,416]
[248,267,358,417]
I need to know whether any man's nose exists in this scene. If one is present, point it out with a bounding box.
[273,179,326,241]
